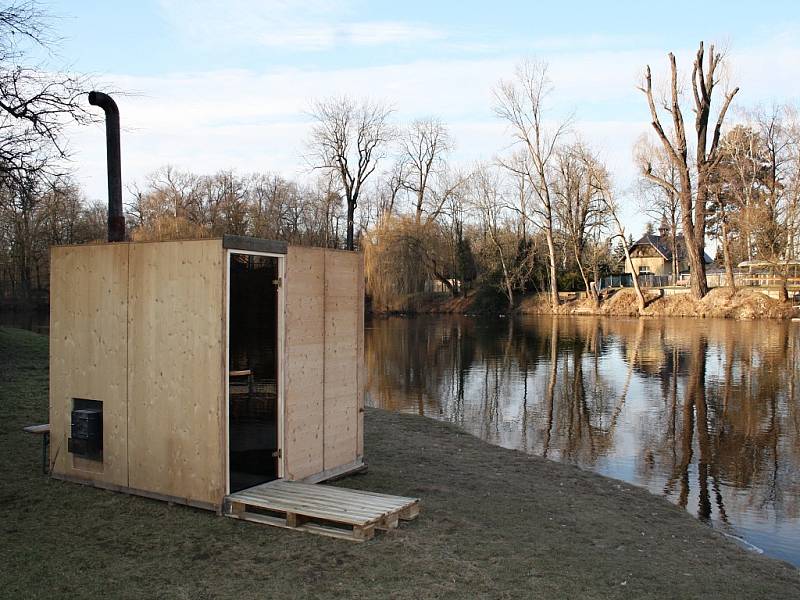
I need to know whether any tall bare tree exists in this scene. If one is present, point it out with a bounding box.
[711,124,764,289]
[553,142,609,304]
[495,59,570,307]
[470,164,532,309]
[640,42,738,298]
[400,117,451,224]
[306,96,393,250]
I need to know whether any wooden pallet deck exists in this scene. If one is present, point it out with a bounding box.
[224,480,420,541]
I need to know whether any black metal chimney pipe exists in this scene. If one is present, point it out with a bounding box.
[88,91,125,242]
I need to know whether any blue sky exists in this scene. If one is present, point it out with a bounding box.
[48,0,800,233]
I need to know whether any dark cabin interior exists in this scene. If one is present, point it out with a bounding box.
[228,253,279,493]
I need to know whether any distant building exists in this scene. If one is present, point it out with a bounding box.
[623,224,712,284]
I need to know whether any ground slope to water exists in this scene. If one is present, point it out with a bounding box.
[393,287,797,319]
[518,288,796,319]
[1,327,798,599]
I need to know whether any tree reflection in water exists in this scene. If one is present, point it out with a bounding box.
[365,315,800,565]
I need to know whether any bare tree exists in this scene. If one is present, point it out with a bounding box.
[744,106,796,300]
[494,59,570,307]
[306,96,393,250]
[470,165,516,307]
[377,160,407,218]
[0,1,101,303]
[0,1,97,181]
[640,42,738,299]
[712,124,763,289]
[553,142,609,304]
[400,117,452,224]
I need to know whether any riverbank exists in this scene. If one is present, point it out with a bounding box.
[519,287,797,319]
[388,287,797,320]
[2,327,798,599]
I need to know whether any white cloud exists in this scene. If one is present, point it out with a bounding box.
[157,0,443,50]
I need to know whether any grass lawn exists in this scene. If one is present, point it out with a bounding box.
[1,326,798,599]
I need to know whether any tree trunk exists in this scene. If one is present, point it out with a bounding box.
[778,269,789,303]
[346,199,356,251]
[573,244,595,305]
[671,229,679,284]
[679,186,708,299]
[545,225,560,307]
[493,236,515,310]
[720,221,735,290]
[621,239,646,312]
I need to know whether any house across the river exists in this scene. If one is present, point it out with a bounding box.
[624,224,712,285]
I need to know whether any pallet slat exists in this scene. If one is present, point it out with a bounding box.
[224,480,420,542]
[265,482,413,511]
[236,488,388,520]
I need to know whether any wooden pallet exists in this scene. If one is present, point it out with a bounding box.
[224,480,420,541]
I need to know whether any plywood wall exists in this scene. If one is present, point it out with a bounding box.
[50,238,363,505]
[283,246,326,479]
[126,240,225,506]
[49,244,130,486]
[356,256,365,458]
[283,247,364,480]
[323,251,362,470]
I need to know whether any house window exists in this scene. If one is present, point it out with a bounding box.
[638,266,652,275]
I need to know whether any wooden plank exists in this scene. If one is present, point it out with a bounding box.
[126,239,225,506]
[356,253,365,459]
[231,481,418,514]
[225,479,418,541]
[49,243,129,486]
[399,503,421,520]
[323,250,361,471]
[230,493,374,524]
[236,487,394,518]
[299,458,366,484]
[222,235,287,255]
[23,424,50,434]
[229,510,372,542]
[353,524,375,541]
[52,472,221,512]
[269,481,417,508]
[284,246,326,480]
[378,513,399,530]
[254,488,405,516]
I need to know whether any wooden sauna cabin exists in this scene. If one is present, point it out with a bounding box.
[49,235,365,512]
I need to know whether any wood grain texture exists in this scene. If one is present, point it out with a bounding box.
[126,239,225,506]
[356,254,365,458]
[283,246,326,479]
[49,243,129,486]
[323,251,361,470]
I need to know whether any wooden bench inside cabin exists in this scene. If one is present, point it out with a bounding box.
[230,369,255,396]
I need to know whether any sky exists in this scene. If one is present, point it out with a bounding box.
[44,0,800,233]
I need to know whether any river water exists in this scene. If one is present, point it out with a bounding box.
[365,315,800,567]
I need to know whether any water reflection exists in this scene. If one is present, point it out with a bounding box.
[366,315,800,566]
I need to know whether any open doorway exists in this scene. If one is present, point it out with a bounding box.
[228,252,280,493]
